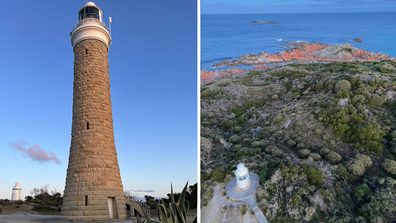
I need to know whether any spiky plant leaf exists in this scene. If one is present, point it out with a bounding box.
[170,183,176,204]
[177,181,189,214]
[158,204,169,223]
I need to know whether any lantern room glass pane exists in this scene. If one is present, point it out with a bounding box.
[79,7,100,21]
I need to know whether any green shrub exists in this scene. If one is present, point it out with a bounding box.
[258,167,274,185]
[310,153,322,161]
[334,80,351,92]
[320,147,330,155]
[233,126,243,133]
[383,159,396,175]
[337,164,349,179]
[229,100,266,118]
[221,119,234,129]
[272,148,284,156]
[287,139,296,147]
[298,149,311,158]
[229,135,241,144]
[273,115,283,123]
[235,147,256,159]
[296,143,305,149]
[265,146,283,157]
[251,141,264,148]
[355,154,372,169]
[358,187,396,222]
[371,94,384,107]
[240,204,247,215]
[282,107,291,112]
[306,166,323,186]
[243,138,251,144]
[272,94,279,100]
[347,160,365,176]
[32,204,58,212]
[353,183,372,202]
[326,151,342,164]
[352,94,365,105]
[211,167,225,182]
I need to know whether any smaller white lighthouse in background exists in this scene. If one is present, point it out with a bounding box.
[11,182,22,201]
[235,163,251,190]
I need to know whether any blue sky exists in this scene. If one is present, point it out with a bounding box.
[202,0,396,14]
[0,0,197,199]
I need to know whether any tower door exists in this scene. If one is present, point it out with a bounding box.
[108,197,118,219]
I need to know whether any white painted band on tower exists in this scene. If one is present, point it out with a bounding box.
[11,182,22,201]
[235,163,251,190]
[70,1,111,50]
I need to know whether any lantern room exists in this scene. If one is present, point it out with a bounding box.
[235,163,251,190]
[78,2,102,21]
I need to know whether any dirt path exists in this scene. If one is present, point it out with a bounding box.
[0,213,61,223]
[201,184,258,223]
[0,213,138,223]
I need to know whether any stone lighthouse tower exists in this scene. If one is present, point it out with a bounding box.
[61,2,126,221]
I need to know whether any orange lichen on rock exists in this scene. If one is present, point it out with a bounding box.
[289,49,308,59]
[227,68,245,75]
[352,49,370,57]
[303,43,328,53]
[201,71,214,83]
[279,51,292,61]
[253,65,268,71]
[201,68,247,85]
[264,53,283,62]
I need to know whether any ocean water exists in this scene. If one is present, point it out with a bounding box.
[201,12,396,70]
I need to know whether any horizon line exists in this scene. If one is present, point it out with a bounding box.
[201,10,396,15]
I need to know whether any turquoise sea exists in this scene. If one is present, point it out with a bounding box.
[201,12,396,70]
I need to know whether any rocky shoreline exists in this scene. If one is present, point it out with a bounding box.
[201,42,395,85]
[213,42,392,67]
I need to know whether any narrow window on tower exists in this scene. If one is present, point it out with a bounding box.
[85,196,88,206]
[87,122,90,130]
[85,49,88,54]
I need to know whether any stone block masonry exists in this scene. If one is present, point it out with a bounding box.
[61,39,126,221]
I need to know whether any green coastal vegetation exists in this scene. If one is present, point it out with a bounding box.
[201,60,396,222]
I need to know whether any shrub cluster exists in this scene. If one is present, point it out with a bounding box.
[325,151,342,164]
[211,167,225,182]
[383,159,396,175]
[298,149,311,158]
[310,153,322,161]
[320,147,330,155]
[347,154,372,176]
[334,80,351,92]
[306,166,323,186]
[229,135,241,144]
[265,146,283,157]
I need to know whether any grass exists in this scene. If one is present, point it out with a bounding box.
[0,203,61,215]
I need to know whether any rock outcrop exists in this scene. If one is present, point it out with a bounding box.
[201,68,246,85]
[250,21,275,24]
[213,42,392,67]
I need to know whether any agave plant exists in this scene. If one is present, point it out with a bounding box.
[137,182,197,223]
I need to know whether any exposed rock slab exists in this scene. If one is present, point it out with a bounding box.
[213,43,392,68]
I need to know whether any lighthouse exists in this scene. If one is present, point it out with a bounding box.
[226,163,268,223]
[235,163,251,190]
[61,2,126,221]
[11,183,22,201]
